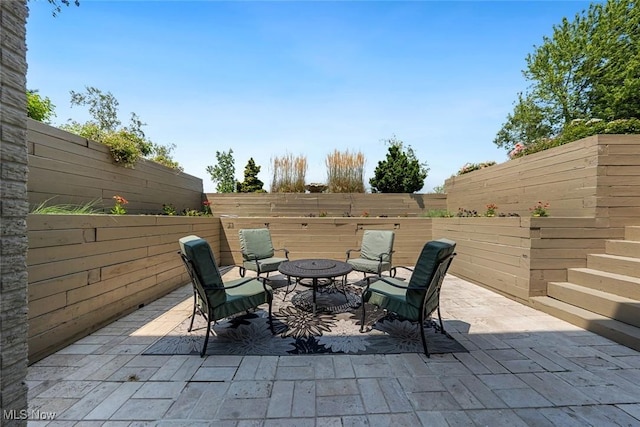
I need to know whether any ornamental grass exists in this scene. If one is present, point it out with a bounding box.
[325,149,366,193]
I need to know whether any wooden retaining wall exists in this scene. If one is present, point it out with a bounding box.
[26,214,219,363]
[432,217,613,302]
[27,119,204,215]
[445,134,640,231]
[207,193,447,218]
[218,217,433,267]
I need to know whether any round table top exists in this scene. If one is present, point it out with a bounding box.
[278,258,352,279]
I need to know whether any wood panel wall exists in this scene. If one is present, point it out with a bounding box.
[26,214,219,363]
[218,217,434,267]
[432,217,613,302]
[445,136,600,218]
[207,193,447,218]
[27,119,204,215]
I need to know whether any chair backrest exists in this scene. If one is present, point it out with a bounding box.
[238,228,275,261]
[360,230,395,262]
[178,235,226,306]
[406,239,456,309]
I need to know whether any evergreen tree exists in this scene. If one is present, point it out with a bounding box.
[236,158,265,193]
[369,137,429,193]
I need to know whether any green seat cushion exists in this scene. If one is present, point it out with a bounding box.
[208,278,273,321]
[239,228,275,261]
[365,277,420,320]
[406,239,456,309]
[243,256,288,274]
[347,258,392,274]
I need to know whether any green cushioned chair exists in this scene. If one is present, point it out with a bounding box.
[178,235,274,357]
[238,228,289,279]
[360,238,456,357]
[346,230,396,280]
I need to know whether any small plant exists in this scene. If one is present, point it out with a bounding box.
[423,209,454,218]
[182,209,202,216]
[362,211,369,217]
[319,211,328,217]
[456,208,479,217]
[485,203,498,217]
[111,195,128,215]
[530,201,550,217]
[162,203,177,215]
[202,200,212,216]
[31,198,102,214]
[457,161,497,175]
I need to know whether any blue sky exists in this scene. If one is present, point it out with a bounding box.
[26,0,594,193]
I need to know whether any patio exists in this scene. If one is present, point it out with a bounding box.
[26,269,640,426]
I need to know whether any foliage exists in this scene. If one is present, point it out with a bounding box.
[457,161,497,175]
[431,184,446,194]
[369,136,429,193]
[485,203,498,217]
[111,195,128,215]
[423,209,454,218]
[512,118,640,158]
[456,208,480,217]
[237,158,265,193]
[31,198,101,214]
[325,149,366,193]
[162,204,177,215]
[206,149,236,193]
[151,143,183,171]
[61,86,180,169]
[27,90,56,123]
[530,201,550,217]
[202,200,212,216]
[495,0,640,151]
[271,153,307,193]
[46,0,79,17]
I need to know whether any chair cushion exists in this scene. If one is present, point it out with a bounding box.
[243,257,288,274]
[239,228,275,260]
[406,239,456,309]
[179,235,227,307]
[347,258,391,274]
[208,278,273,320]
[365,277,420,320]
[360,230,394,262]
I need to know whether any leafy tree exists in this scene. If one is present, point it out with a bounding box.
[61,86,178,169]
[27,90,56,123]
[236,157,265,193]
[46,0,79,17]
[206,149,236,193]
[369,136,429,193]
[494,0,640,150]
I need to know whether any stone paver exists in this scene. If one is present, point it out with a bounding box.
[24,272,640,425]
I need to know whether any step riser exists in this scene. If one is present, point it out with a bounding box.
[568,269,640,300]
[626,226,640,241]
[530,297,640,352]
[588,255,640,278]
[605,240,640,258]
[548,282,640,328]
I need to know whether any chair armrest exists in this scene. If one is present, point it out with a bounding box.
[275,248,290,259]
[345,248,361,260]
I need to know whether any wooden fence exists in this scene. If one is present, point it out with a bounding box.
[27,119,204,214]
[207,193,447,218]
[26,214,219,363]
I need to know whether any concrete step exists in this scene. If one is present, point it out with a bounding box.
[626,226,640,241]
[568,268,640,300]
[587,253,640,278]
[547,282,640,328]
[605,240,640,258]
[530,296,640,351]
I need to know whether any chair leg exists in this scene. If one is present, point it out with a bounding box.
[188,297,197,332]
[436,305,453,339]
[359,294,367,333]
[200,318,212,358]
[268,294,275,334]
[419,310,430,358]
